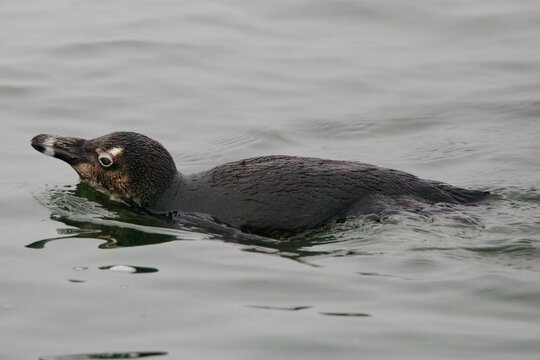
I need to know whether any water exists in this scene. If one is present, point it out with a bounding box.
[1,1,539,359]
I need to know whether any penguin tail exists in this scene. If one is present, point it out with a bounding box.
[437,183,490,204]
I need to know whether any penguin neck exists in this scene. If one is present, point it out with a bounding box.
[145,172,194,215]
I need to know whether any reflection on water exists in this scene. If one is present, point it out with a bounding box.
[26,222,180,250]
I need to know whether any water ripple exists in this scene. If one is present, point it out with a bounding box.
[319,312,371,318]
[176,126,298,167]
[247,305,312,311]
[39,351,167,360]
[49,39,198,58]
[408,139,478,162]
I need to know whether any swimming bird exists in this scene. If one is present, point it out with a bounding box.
[30,132,488,237]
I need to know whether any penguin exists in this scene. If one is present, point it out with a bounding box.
[30,132,488,237]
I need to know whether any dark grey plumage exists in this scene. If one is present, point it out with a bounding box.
[31,132,489,237]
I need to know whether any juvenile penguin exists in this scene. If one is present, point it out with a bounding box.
[30,132,488,236]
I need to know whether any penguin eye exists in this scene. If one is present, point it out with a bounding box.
[98,153,113,168]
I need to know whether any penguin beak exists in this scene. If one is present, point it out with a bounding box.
[30,134,88,165]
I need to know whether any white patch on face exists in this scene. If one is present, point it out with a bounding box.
[43,147,55,156]
[42,136,57,157]
[109,147,123,157]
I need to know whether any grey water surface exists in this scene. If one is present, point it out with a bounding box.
[1,1,540,359]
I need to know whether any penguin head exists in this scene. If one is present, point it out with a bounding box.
[31,131,177,207]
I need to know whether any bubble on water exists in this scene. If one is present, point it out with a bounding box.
[99,265,159,274]
[106,265,136,273]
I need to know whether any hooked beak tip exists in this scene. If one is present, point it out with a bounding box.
[30,134,57,157]
[30,134,88,164]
